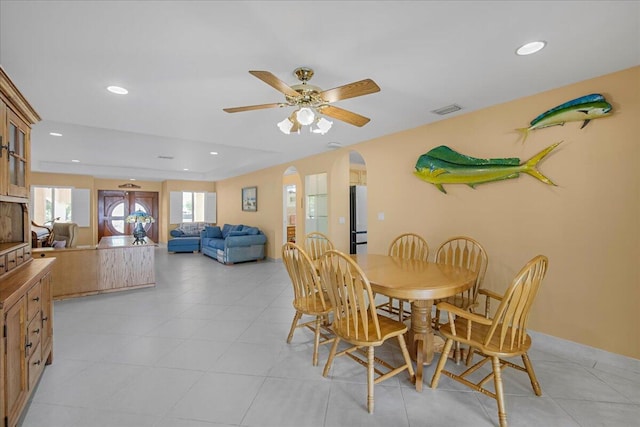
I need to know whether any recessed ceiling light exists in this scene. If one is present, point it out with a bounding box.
[183,168,189,171]
[107,85,128,95]
[129,178,136,181]
[49,132,62,137]
[71,159,80,163]
[516,41,547,56]
[210,151,218,155]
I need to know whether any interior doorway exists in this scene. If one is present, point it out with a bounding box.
[283,166,300,245]
[349,151,367,254]
[98,190,159,242]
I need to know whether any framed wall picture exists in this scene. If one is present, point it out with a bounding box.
[242,186,257,212]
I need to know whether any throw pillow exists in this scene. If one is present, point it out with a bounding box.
[170,229,184,237]
[205,225,223,239]
[230,224,244,233]
[221,224,233,238]
[52,240,67,248]
[228,230,249,237]
[244,226,260,235]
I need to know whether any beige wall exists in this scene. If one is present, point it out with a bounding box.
[30,67,639,358]
[214,66,640,358]
[29,174,215,245]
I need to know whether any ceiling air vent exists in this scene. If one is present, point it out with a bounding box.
[157,155,174,160]
[431,104,462,115]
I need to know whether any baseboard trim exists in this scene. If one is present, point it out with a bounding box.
[530,330,640,373]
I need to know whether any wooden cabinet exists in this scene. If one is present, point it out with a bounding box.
[0,67,48,427]
[286,226,296,243]
[1,260,54,427]
[4,296,27,426]
[349,168,367,186]
[0,68,38,202]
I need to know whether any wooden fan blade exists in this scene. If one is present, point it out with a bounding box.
[319,78,380,103]
[319,105,371,127]
[249,70,300,98]
[223,103,283,113]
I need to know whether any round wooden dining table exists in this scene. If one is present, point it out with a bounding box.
[351,253,477,391]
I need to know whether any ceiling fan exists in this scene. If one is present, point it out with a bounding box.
[223,67,380,134]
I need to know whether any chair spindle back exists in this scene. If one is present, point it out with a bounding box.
[282,242,328,313]
[388,233,429,261]
[435,236,488,303]
[319,250,381,342]
[304,232,335,261]
[484,255,548,351]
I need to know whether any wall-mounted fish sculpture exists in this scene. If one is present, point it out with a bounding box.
[517,93,612,142]
[414,142,561,194]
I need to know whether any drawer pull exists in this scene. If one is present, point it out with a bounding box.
[43,316,49,322]
[34,328,40,334]
[18,254,23,259]
[9,259,15,264]
[33,360,41,366]
[32,296,40,302]
[25,342,33,349]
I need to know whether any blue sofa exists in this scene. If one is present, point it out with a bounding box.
[200,224,267,264]
[168,222,209,253]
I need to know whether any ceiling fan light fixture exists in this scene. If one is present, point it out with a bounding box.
[296,107,315,125]
[277,117,294,134]
[312,117,333,135]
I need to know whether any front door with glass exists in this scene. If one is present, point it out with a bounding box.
[97,190,158,242]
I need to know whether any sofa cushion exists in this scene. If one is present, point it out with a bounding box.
[244,226,260,235]
[228,230,250,237]
[225,233,267,247]
[178,222,208,236]
[207,238,226,250]
[204,225,223,239]
[170,229,185,237]
[221,224,233,238]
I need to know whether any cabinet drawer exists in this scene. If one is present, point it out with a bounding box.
[23,246,32,262]
[28,343,43,390]
[0,253,6,274]
[27,284,42,321]
[15,246,25,266]
[27,317,42,355]
[7,249,17,271]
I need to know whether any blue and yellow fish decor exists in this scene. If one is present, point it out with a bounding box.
[517,93,612,142]
[414,142,561,194]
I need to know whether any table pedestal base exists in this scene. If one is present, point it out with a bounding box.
[406,299,435,391]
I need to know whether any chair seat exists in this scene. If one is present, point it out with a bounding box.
[332,314,407,347]
[440,317,532,358]
[293,293,333,316]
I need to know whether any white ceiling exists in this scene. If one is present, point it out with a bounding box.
[1,1,638,182]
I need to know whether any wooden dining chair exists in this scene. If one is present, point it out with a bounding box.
[319,249,415,413]
[304,231,334,261]
[282,242,334,366]
[433,236,488,362]
[431,255,549,427]
[379,233,430,321]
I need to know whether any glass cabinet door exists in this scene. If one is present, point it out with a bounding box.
[6,110,29,198]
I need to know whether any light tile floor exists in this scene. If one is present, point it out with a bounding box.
[21,247,640,426]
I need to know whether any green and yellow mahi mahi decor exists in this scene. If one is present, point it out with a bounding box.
[414,142,561,194]
[517,93,612,142]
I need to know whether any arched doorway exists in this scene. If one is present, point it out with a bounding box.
[349,151,367,254]
[282,166,300,245]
